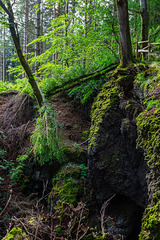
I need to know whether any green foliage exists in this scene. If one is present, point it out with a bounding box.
[0,148,5,160]
[145,99,159,110]
[2,227,28,240]
[9,154,28,183]
[136,67,160,92]
[0,176,4,184]
[68,78,105,104]
[0,78,33,96]
[31,105,65,165]
[79,163,87,180]
[0,81,15,93]
[14,78,34,96]
[81,131,90,141]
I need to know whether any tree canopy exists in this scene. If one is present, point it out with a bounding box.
[0,0,159,100]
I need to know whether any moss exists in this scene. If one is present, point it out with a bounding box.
[139,200,160,240]
[137,100,160,167]
[137,103,160,239]
[3,227,28,240]
[48,163,86,205]
[64,147,86,162]
[89,79,119,147]
[136,64,160,239]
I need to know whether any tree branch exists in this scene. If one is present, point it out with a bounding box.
[128,8,140,14]
[0,0,12,18]
[46,62,119,97]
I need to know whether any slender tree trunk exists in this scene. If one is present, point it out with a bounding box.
[117,0,133,67]
[40,2,44,55]
[52,4,56,61]
[23,0,28,78]
[83,0,88,68]
[55,3,60,61]
[0,0,43,107]
[35,0,41,74]
[0,51,2,81]
[140,0,148,47]
[64,1,69,67]
[3,23,5,83]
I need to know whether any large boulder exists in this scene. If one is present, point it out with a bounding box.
[88,68,148,239]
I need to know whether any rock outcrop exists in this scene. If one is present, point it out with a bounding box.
[88,66,149,239]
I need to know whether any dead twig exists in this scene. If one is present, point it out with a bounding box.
[0,189,12,216]
[100,194,116,235]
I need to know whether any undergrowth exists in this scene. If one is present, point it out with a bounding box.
[68,77,105,104]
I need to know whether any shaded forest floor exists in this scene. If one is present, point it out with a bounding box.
[0,91,90,238]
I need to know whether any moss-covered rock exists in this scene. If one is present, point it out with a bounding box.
[64,147,87,164]
[48,163,87,207]
[136,65,160,239]
[3,227,28,240]
[88,66,149,239]
[137,101,160,168]
[89,79,119,147]
[139,200,160,240]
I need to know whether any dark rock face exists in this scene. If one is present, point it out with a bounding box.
[88,76,148,238]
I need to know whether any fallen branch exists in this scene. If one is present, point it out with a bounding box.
[0,189,12,217]
[100,194,116,235]
[46,62,118,97]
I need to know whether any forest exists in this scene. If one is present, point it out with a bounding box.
[0,0,160,239]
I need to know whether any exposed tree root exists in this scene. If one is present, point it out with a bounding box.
[0,94,35,159]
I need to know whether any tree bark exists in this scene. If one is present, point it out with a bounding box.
[3,22,5,83]
[0,0,43,107]
[140,0,148,47]
[35,0,41,74]
[0,50,2,81]
[23,0,28,78]
[117,0,134,67]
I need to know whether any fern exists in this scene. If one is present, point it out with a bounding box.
[31,105,65,165]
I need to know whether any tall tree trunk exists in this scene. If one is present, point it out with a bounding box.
[140,0,148,47]
[64,0,69,67]
[55,3,60,61]
[83,0,88,68]
[0,0,43,107]
[0,51,2,81]
[3,22,5,83]
[35,0,41,74]
[40,2,44,55]
[23,0,28,78]
[117,0,133,67]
